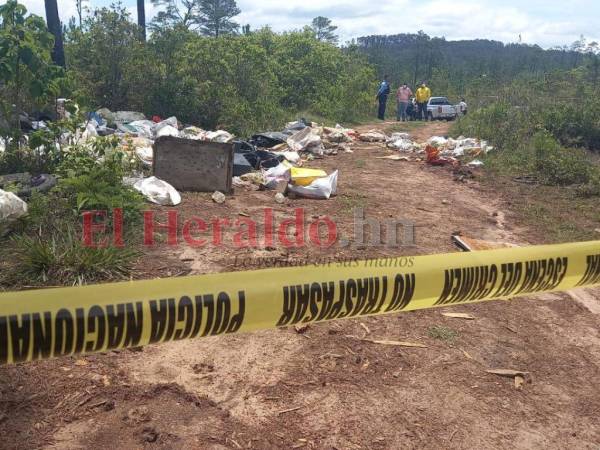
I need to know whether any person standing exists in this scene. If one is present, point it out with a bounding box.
[396,83,413,122]
[415,82,432,121]
[458,98,468,116]
[375,75,391,120]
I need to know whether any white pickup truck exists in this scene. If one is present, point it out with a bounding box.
[427,97,458,120]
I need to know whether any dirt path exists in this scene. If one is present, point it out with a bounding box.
[1,122,599,450]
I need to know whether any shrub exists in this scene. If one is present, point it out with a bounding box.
[533,131,591,186]
[11,231,138,285]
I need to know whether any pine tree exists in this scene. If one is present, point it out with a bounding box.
[197,0,240,37]
[310,16,337,44]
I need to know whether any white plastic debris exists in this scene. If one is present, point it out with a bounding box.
[428,136,448,147]
[272,150,301,164]
[274,192,286,204]
[133,176,181,206]
[80,122,98,142]
[128,120,155,139]
[358,130,388,142]
[113,111,146,123]
[156,125,180,138]
[0,189,28,224]
[467,159,484,167]
[205,130,234,143]
[263,163,291,191]
[286,127,324,155]
[135,146,153,166]
[181,126,207,140]
[287,170,338,200]
[154,116,178,134]
[212,191,226,203]
[387,133,416,152]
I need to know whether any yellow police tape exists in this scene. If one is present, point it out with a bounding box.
[0,241,599,364]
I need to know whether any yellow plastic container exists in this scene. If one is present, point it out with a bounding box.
[290,167,327,186]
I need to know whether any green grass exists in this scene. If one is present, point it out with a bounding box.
[339,192,368,213]
[428,325,459,342]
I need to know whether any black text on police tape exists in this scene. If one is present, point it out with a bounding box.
[277,274,416,326]
[0,291,245,363]
[576,254,600,287]
[436,257,568,305]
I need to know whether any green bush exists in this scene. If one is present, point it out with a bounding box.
[11,231,138,285]
[533,131,591,186]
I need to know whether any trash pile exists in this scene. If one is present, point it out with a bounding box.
[5,105,360,209]
[229,119,356,200]
[424,136,493,167]
[354,129,492,168]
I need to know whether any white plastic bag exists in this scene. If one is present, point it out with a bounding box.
[133,176,181,206]
[156,125,180,138]
[0,189,28,223]
[272,150,301,164]
[263,163,291,190]
[128,120,155,139]
[154,116,178,133]
[135,146,153,166]
[288,170,338,199]
[205,130,234,143]
[428,136,448,147]
[286,127,323,154]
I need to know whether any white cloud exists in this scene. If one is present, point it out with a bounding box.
[17,0,600,48]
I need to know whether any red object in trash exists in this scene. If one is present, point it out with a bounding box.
[425,145,457,166]
[152,115,162,123]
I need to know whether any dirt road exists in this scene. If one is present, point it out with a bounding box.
[1,121,599,449]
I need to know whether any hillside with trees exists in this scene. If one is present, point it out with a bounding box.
[356,32,599,102]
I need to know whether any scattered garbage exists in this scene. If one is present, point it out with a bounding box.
[290,167,328,186]
[467,159,484,167]
[0,189,28,232]
[205,130,234,143]
[452,234,518,251]
[387,132,417,152]
[287,170,338,200]
[263,163,291,192]
[156,125,180,138]
[212,191,226,204]
[286,127,324,155]
[0,173,57,198]
[133,176,181,206]
[425,146,457,166]
[274,192,286,204]
[358,130,387,142]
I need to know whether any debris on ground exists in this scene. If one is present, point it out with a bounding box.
[287,170,338,200]
[376,155,411,161]
[358,130,388,142]
[0,189,28,234]
[212,191,226,204]
[133,176,182,206]
[274,192,286,204]
[0,173,56,199]
[486,368,531,389]
[452,234,519,251]
[441,312,476,320]
[360,338,427,348]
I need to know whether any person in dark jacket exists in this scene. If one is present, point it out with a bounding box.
[375,75,391,120]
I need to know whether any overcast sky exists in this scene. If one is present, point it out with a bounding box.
[20,0,598,48]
